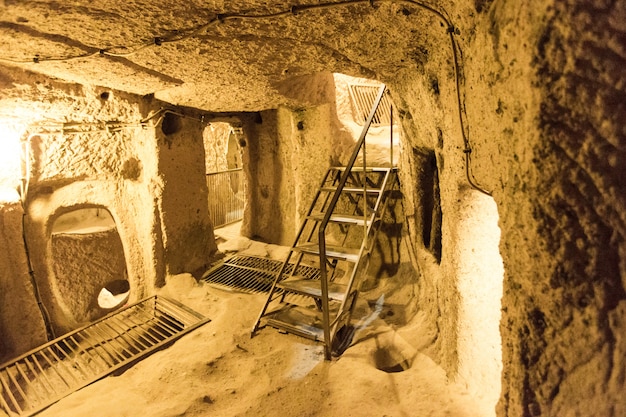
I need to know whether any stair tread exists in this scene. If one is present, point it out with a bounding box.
[331,166,391,172]
[320,186,382,193]
[308,212,373,226]
[278,279,348,301]
[266,305,326,342]
[294,243,361,262]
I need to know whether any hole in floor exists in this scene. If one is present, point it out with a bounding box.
[373,344,413,373]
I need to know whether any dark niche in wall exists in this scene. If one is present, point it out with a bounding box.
[412,147,442,263]
[161,112,183,135]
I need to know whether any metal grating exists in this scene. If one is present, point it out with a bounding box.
[206,168,246,228]
[202,255,320,294]
[347,83,394,125]
[0,296,210,417]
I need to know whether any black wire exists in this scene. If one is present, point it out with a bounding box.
[0,1,446,62]
[0,0,491,195]
[447,30,492,196]
[20,207,56,341]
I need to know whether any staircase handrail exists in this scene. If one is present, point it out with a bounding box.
[317,83,387,358]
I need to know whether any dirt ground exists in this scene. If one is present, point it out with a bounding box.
[32,223,486,417]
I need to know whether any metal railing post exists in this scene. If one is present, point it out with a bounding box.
[390,104,394,167]
[363,131,367,248]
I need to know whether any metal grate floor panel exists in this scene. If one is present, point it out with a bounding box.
[0,296,210,417]
[201,255,320,294]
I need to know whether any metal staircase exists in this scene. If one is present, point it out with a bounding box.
[251,84,398,359]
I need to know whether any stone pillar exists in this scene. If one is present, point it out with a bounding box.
[241,110,294,245]
[156,113,217,275]
[241,104,339,246]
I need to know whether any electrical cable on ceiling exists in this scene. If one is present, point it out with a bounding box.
[23,124,151,136]
[140,108,206,124]
[0,0,491,195]
[10,108,199,141]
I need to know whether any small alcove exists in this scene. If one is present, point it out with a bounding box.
[411,146,442,262]
[51,207,130,323]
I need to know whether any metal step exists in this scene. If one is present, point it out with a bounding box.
[277,279,348,301]
[330,166,391,173]
[325,169,390,190]
[294,243,361,262]
[307,212,374,227]
[0,296,210,417]
[320,186,382,193]
[265,305,327,342]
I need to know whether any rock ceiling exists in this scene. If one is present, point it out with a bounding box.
[0,0,455,112]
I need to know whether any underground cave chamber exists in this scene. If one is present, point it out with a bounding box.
[0,1,624,413]
[0,71,505,415]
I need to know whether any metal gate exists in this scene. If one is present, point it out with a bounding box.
[206,168,245,228]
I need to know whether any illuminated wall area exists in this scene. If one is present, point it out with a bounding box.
[0,84,217,342]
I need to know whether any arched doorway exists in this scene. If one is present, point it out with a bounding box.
[204,123,246,229]
[51,207,129,325]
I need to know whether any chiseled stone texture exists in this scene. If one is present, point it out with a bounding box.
[498,1,626,415]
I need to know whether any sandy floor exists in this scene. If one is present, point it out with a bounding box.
[34,223,484,417]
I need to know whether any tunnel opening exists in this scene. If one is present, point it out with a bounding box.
[204,122,247,232]
[51,207,130,324]
[161,111,183,135]
[97,278,130,310]
[333,73,400,167]
[373,343,414,373]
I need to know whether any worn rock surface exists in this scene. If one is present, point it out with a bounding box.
[0,202,47,358]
